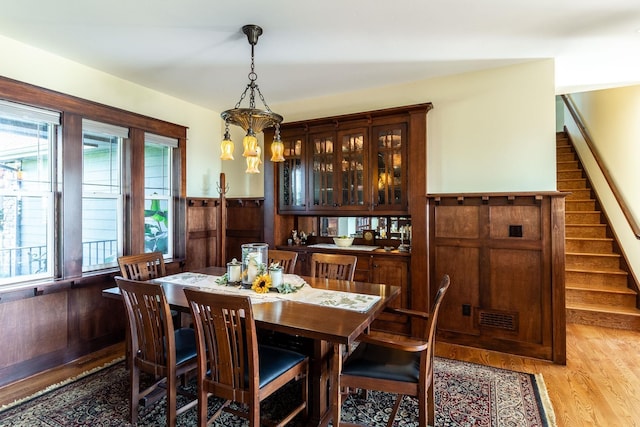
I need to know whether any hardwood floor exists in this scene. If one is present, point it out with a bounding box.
[1,323,639,426]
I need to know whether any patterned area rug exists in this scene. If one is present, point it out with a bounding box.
[0,357,556,426]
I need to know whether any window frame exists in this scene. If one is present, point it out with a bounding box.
[0,76,187,289]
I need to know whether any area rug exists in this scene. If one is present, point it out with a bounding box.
[0,357,556,426]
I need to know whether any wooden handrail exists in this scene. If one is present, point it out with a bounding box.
[561,94,640,239]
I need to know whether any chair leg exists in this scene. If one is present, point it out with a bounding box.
[166,375,177,427]
[197,387,208,427]
[129,363,140,424]
[249,400,260,426]
[386,395,403,427]
[427,384,435,427]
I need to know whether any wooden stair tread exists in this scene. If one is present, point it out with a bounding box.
[566,252,620,258]
[566,237,613,241]
[566,302,640,316]
[566,267,627,275]
[566,285,636,295]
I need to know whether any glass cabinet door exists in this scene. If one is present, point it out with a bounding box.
[309,132,335,209]
[374,123,407,211]
[278,133,306,212]
[338,128,368,209]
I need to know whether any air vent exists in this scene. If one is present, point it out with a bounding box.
[477,309,518,331]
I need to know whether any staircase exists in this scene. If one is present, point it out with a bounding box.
[557,131,640,330]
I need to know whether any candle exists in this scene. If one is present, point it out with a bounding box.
[247,254,259,283]
[227,258,241,283]
[270,267,283,288]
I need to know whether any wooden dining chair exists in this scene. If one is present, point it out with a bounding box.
[334,274,451,427]
[184,288,309,427]
[309,252,357,281]
[268,249,298,274]
[115,276,198,427]
[117,251,166,281]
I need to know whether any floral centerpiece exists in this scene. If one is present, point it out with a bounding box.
[251,274,272,293]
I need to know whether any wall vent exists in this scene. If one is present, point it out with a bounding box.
[477,309,518,331]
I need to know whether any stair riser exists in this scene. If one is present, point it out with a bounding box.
[557,152,576,162]
[566,212,602,224]
[557,161,579,171]
[566,200,597,211]
[566,288,637,308]
[565,225,608,238]
[558,179,588,190]
[566,254,620,270]
[566,308,640,330]
[566,239,613,253]
[565,189,593,200]
[565,271,628,288]
[557,170,584,180]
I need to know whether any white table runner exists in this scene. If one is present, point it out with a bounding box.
[157,272,381,312]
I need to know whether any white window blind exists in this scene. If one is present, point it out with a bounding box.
[145,132,178,148]
[82,119,129,139]
[0,99,61,124]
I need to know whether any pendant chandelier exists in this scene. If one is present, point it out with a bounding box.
[220,24,284,173]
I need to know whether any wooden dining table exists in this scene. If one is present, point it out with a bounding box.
[103,266,400,427]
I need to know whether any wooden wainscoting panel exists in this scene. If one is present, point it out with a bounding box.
[225,199,264,262]
[435,205,480,238]
[487,248,544,343]
[186,198,219,270]
[489,205,541,240]
[428,192,566,363]
[0,292,68,368]
[435,245,481,336]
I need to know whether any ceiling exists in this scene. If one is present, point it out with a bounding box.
[1,0,640,112]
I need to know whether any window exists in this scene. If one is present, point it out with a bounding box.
[0,77,186,288]
[0,100,59,285]
[82,120,128,271]
[144,133,176,257]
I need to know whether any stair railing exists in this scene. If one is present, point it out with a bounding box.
[561,94,640,239]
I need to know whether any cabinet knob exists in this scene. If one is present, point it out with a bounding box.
[373,264,379,268]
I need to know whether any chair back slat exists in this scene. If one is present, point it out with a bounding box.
[310,253,357,281]
[118,252,166,281]
[267,249,298,274]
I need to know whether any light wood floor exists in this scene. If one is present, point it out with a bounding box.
[1,323,639,426]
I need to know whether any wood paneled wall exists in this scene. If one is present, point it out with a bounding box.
[224,199,265,263]
[427,193,566,363]
[185,197,221,271]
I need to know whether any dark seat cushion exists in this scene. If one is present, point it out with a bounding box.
[256,344,306,388]
[341,342,419,383]
[174,327,197,365]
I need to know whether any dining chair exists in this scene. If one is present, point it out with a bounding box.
[184,288,309,427]
[334,274,451,427]
[115,276,198,427]
[309,252,357,281]
[117,251,166,281]
[268,249,298,274]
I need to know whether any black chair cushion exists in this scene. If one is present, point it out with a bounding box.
[257,344,306,388]
[342,342,419,383]
[174,327,197,365]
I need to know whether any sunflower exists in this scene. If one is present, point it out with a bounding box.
[251,274,272,294]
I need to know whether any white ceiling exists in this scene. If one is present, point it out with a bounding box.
[1,0,640,112]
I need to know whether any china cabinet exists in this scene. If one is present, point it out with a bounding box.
[263,103,432,336]
[268,104,427,216]
[278,130,307,212]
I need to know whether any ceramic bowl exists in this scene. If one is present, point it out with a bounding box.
[333,237,354,247]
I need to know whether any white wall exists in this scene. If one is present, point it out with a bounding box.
[274,60,557,194]
[565,87,640,284]
[0,33,557,197]
[0,34,222,198]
